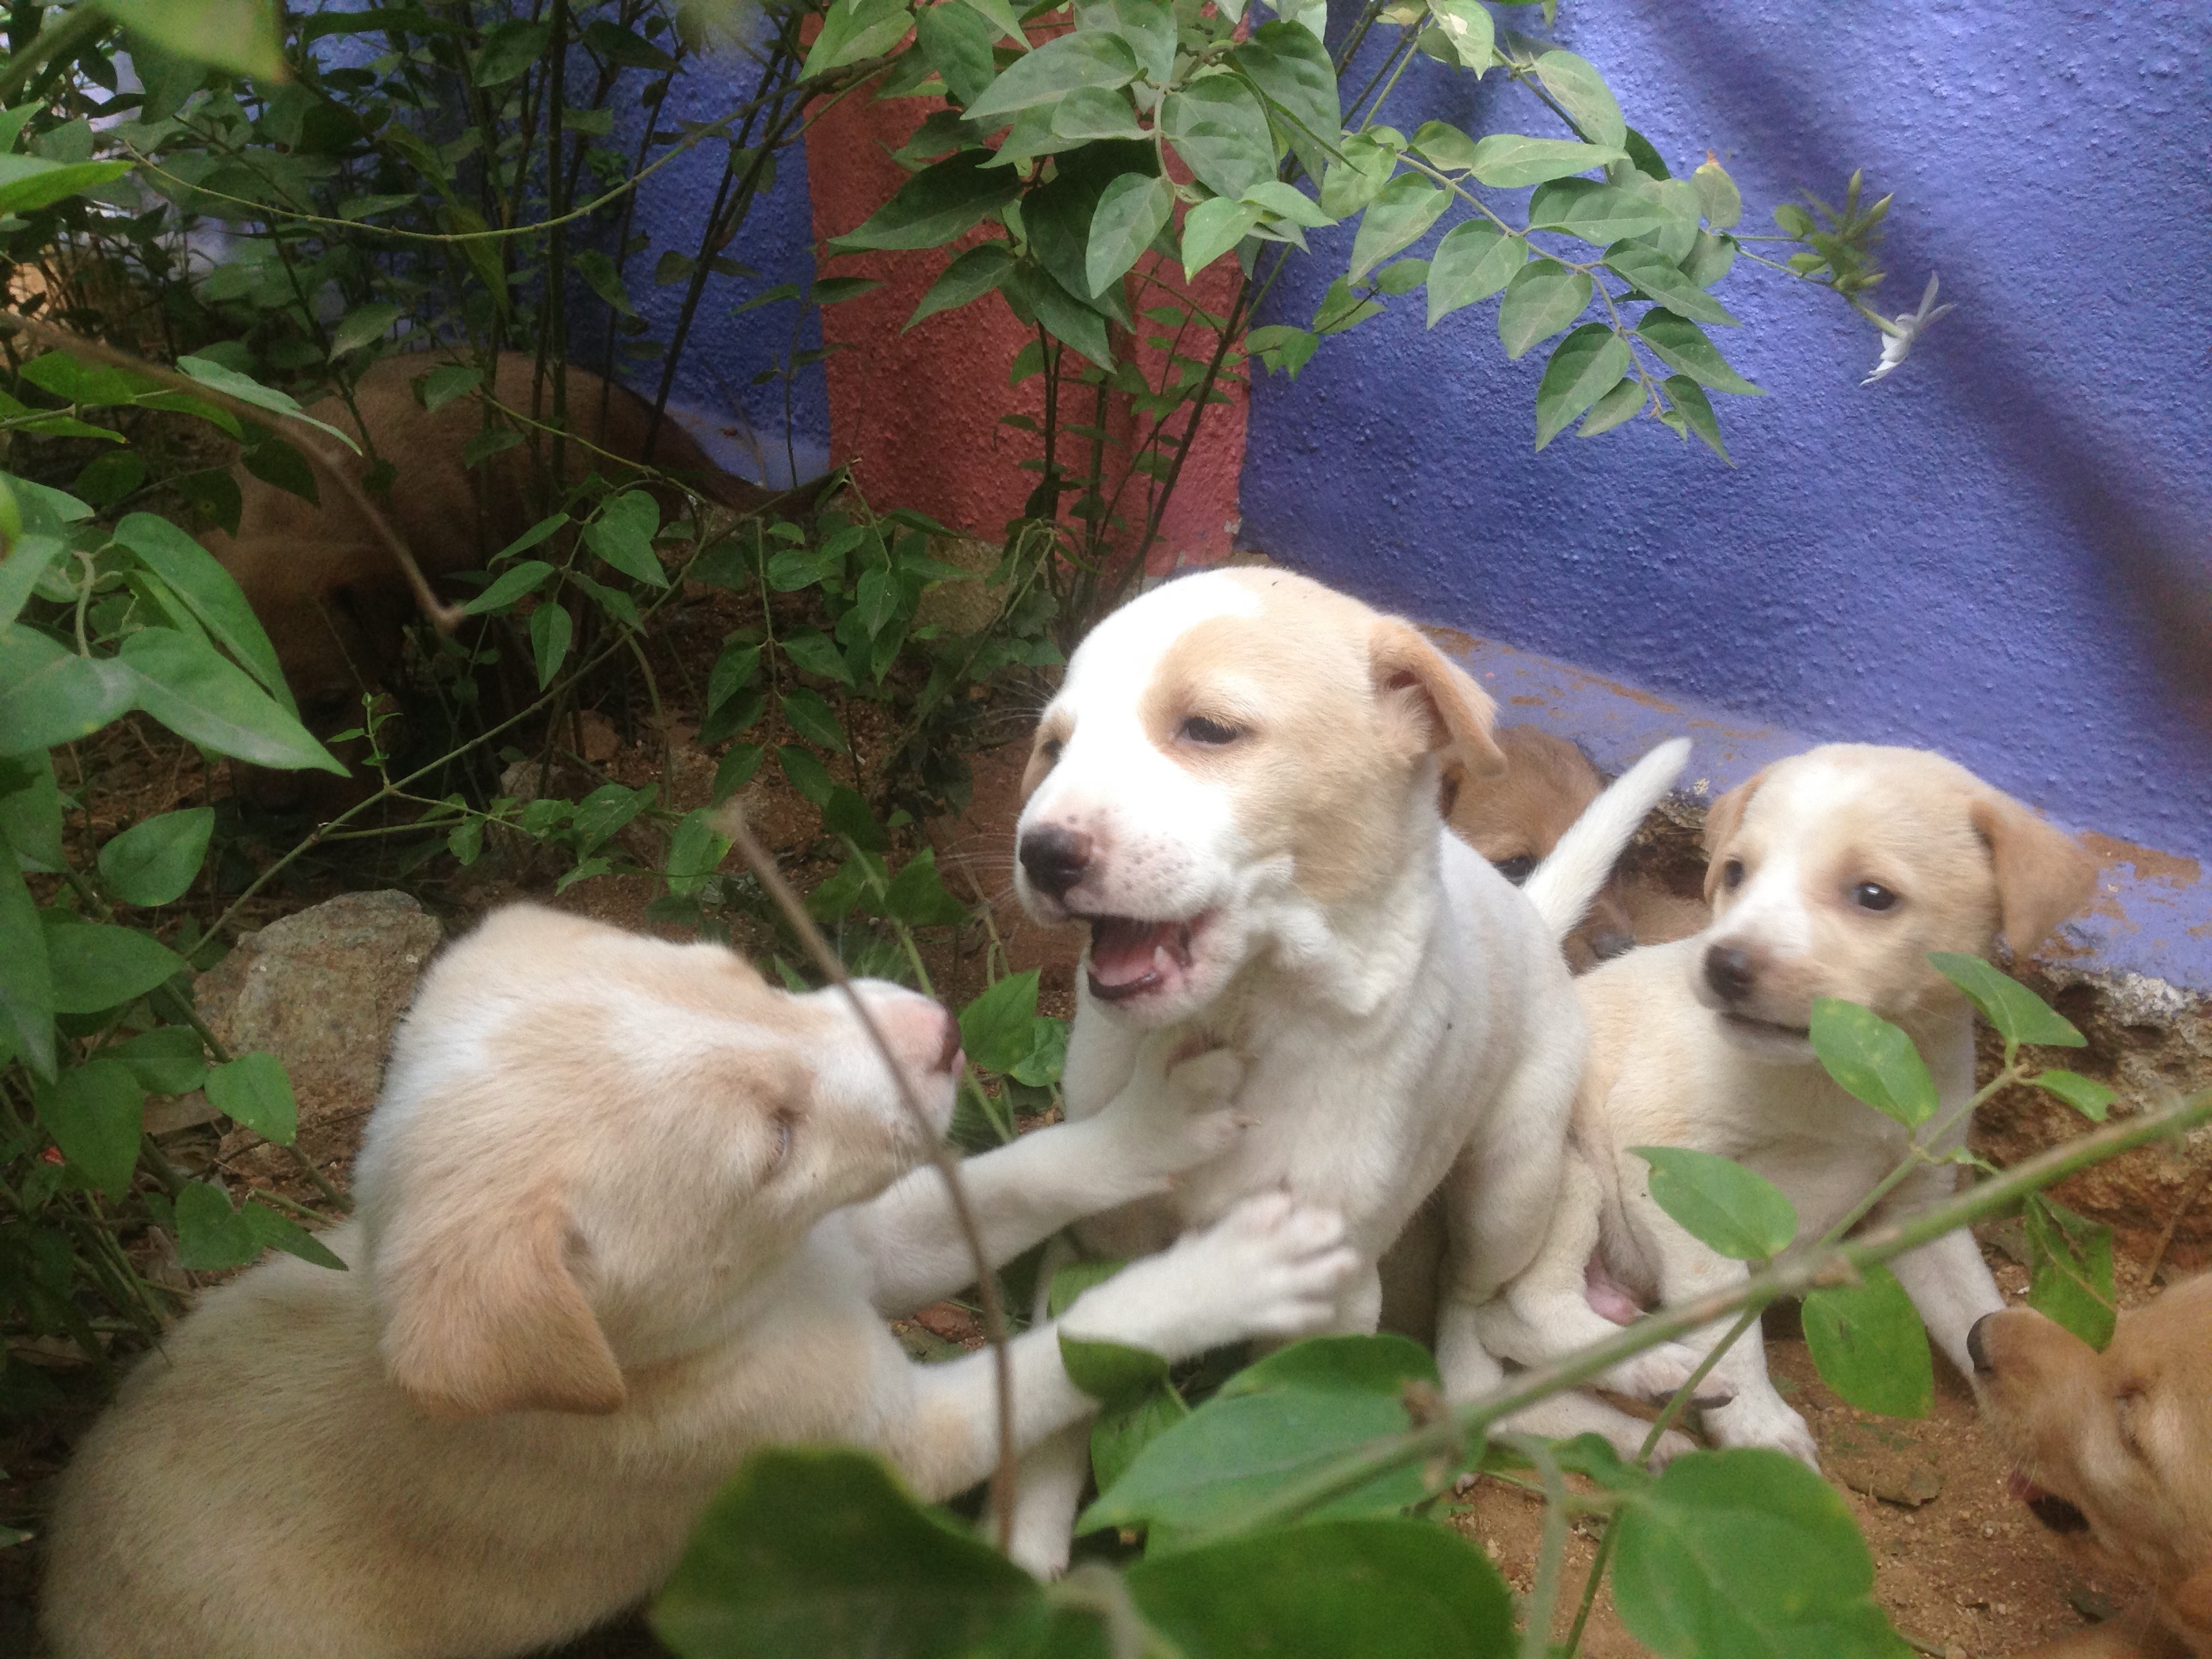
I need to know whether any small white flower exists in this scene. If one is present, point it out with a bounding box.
[1861,272,1954,386]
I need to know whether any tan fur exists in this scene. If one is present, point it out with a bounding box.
[1979,1276,2212,1658]
[43,905,1355,1658]
[1700,764,1767,902]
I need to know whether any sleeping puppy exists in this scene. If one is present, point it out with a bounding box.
[1448,723,1708,970]
[207,352,779,809]
[1472,743,2099,1463]
[1003,567,1690,1572]
[41,905,1356,1658]
[1972,1275,2212,1658]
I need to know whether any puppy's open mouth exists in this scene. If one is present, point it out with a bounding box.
[2008,1469,2090,1534]
[1084,912,1210,1003]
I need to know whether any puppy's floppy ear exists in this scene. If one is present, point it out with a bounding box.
[1968,790,2098,955]
[1700,767,1767,904]
[377,1189,624,1418]
[1368,618,1507,780]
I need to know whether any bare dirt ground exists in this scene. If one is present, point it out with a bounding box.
[3,611,2205,1654]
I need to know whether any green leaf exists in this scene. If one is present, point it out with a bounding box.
[462,558,554,616]
[882,848,970,928]
[2025,1196,2116,1350]
[1086,172,1172,297]
[1809,998,1938,1130]
[907,243,1016,329]
[173,356,363,453]
[778,745,834,808]
[33,1059,144,1198]
[1469,134,1625,189]
[1927,952,2086,1049]
[1639,310,1765,394]
[959,968,1040,1074]
[0,537,64,632]
[1060,1332,1171,1399]
[781,629,856,687]
[1051,85,1146,141]
[1348,174,1446,283]
[571,249,636,316]
[120,628,346,773]
[1682,229,1738,289]
[529,601,571,689]
[1631,1146,1798,1261]
[1161,75,1277,201]
[1232,22,1341,184]
[1534,49,1626,148]
[1624,176,1706,262]
[799,0,919,79]
[242,1199,346,1271]
[1693,157,1743,230]
[779,689,850,753]
[173,1180,258,1270]
[1083,1335,1445,1543]
[327,301,402,359]
[958,0,1031,45]
[0,155,133,218]
[1426,222,1523,325]
[0,626,135,756]
[651,1448,1045,1659]
[1425,0,1493,70]
[1496,258,1592,359]
[1601,243,1740,327]
[1612,1450,1912,1659]
[239,432,318,508]
[1128,1519,1516,1657]
[1319,134,1396,219]
[18,351,152,407]
[1802,1265,1932,1418]
[2030,1069,2114,1122]
[1181,197,1263,279]
[43,916,186,1015]
[0,752,62,872]
[1092,1381,1189,1494]
[417,363,483,413]
[1076,0,1174,85]
[1408,119,1479,173]
[1534,323,1633,451]
[1578,375,1645,438]
[583,491,668,589]
[462,427,524,470]
[96,808,213,907]
[110,512,293,708]
[205,1052,299,1145]
[472,17,549,84]
[0,851,54,1080]
[1243,180,1332,228]
[830,152,1023,255]
[916,0,998,107]
[708,643,765,714]
[1528,177,1666,245]
[962,32,1138,127]
[100,1026,205,1094]
[570,783,648,854]
[712,745,764,804]
[1666,375,1730,464]
[665,808,731,897]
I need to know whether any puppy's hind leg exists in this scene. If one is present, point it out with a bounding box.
[1007,1426,1090,1580]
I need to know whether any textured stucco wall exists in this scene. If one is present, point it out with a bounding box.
[1239,3,2212,882]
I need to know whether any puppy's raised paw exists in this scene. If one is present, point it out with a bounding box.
[1195,1193,1359,1339]
[1599,1342,1735,1408]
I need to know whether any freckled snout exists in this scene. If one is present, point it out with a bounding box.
[1018,825,1094,903]
[1704,943,1759,1003]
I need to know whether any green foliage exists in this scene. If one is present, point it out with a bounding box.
[1632,1145,1797,1261]
[1801,1265,1932,1418]
[1809,996,1938,1129]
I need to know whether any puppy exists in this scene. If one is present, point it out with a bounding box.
[1972,1275,2212,1658]
[1448,723,1708,969]
[1473,743,2100,1462]
[1004,567,1689,1571]
[206,352,777,807]
[42,906,1357,1658]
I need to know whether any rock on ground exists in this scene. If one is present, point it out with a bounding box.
[194,890,443,1189]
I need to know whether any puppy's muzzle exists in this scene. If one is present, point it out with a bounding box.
[1019,825,1093,901]
[1704,943,1759,1003]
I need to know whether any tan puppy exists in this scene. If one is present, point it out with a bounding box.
[1971,1277,2212,1658]
[42,906,1357,1658]
[1448,724,1708,969]
[207,352,776,806]
[1473,744,2099,1460]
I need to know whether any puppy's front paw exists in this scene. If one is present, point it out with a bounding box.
[1105,1044,1248,1186]
[1702,1391,1821,1470]
[1599,1342,1736,1408]
[1187,1191,1360,1340]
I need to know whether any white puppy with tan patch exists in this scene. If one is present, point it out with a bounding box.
[1004,567,1689,1572]
[1474,744,2100,1463]
[42,905,1357,1659]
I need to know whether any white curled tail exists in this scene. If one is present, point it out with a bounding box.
[1522,737,1692,942]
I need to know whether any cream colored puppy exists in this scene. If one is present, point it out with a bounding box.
[43,906,1358,1659]
[1004,567,1690,1571]
[1474,744,2099,1462]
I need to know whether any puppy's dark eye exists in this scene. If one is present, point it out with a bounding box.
[1181,715,1242,746]
[1721,859,1746,890]
[1494,855,1536,885]
[1850,882,1899,913]
[1039,737,1063,764]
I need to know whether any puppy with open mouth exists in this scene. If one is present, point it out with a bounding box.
[1971,1275,2212,1658]
[1472,743,2100,1462]
[1004,567,1688,1572]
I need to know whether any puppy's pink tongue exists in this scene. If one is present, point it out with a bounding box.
[1090,918,1181,988]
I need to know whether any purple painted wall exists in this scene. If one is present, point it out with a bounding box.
[1239,2,2212,981]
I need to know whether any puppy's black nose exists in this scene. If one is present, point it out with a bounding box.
[1018,825,1093,900]
[1966,1312,1996,1375]
[1704,944,1757,1003]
